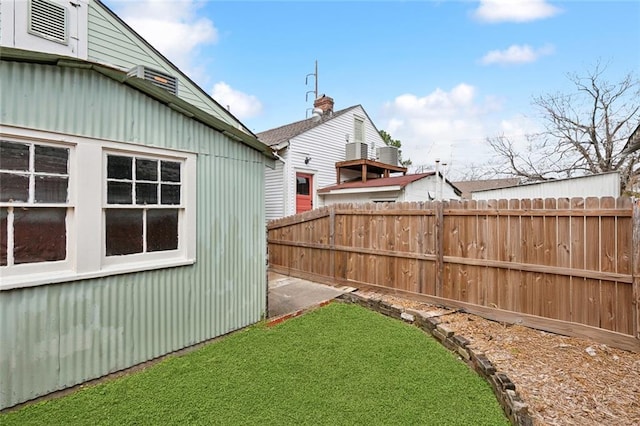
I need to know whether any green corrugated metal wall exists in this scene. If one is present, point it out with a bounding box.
[0,60,267,409]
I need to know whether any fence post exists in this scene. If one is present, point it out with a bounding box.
[633,201,640,340]
[330,206,336,280]
[435,201,444,298]
[418,205,425,294]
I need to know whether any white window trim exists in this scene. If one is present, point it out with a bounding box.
[0,125,197,291]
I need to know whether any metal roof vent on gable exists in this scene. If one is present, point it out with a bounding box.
[28,0,68,45]
[127,66,179,96]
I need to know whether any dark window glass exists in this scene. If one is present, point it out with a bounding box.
[161,161,181,182]
[35,176,68,203]
[136,159,158,181]
[296,176,310,195]
[105,209,143,256]
[107,181,132,204]
[35,145,68,174]
[160,184,180,205]
[0,173,29,202]
[14,208,66,264]
[136,183,158,204]
[0,141,29,171]
[147,209,178,252]
[0,208,7,266]
[107,156,132,179]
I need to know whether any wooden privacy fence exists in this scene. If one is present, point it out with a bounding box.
[267,198,640,352]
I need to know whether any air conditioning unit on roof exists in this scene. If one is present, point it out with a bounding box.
[345,142,368,160]
[377,146,398,166]
[128,65,178,96]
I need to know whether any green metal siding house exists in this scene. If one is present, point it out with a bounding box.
[0,0,273,410]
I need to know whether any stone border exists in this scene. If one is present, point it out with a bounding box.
[338,292,534,426]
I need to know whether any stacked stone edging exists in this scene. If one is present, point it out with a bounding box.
[338,292,533,426]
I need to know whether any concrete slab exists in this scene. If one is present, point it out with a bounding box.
[268,274,354,318]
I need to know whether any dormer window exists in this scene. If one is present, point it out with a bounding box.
[28,0,68,45]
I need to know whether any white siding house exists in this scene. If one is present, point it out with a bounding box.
[259,97,390,220]
[318,173,461,206]
[471,172,621,200]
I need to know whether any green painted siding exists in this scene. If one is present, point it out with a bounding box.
[86,1,243,131]
[0,60,266,409]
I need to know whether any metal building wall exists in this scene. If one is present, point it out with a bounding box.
[471,172,621,200]
[0,60,267,409]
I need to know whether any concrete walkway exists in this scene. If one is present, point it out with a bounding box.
[268,272,355,318]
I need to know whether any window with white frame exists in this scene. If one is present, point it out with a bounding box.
[0,140,70,267]
[1,127,197,290]
[104,153,182,256]
[354,117,365,144]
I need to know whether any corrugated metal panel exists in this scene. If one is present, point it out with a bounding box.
[471,173,620,200]
[0,60,267,409]
[85,1,243,130]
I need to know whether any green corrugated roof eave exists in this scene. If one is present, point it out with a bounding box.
[0,47,276,162]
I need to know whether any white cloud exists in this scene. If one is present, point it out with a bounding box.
[379,84,544,178]
[474,0,561,23]
[481,44,554,65]
[113,0,218,73]
[212,82,263,119]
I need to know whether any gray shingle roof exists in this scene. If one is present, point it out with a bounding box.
[257,105,359,148]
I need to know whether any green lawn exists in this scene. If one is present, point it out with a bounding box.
[2,303,508,425]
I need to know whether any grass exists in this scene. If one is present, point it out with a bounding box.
[2,303,508,425]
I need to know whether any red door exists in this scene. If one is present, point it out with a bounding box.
[296,173,313,214]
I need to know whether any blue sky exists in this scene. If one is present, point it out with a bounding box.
[106,0,640,178]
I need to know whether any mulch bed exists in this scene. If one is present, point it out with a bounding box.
[355,290,640,426]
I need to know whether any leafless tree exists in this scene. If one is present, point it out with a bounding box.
[487,63,640,192]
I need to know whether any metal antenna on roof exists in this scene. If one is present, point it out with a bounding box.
[305,60,318,102]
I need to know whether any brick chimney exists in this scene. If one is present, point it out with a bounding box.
[313,95,334,115]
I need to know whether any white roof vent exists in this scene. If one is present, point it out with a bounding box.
[128,66,178,96]
[28,0,68,45]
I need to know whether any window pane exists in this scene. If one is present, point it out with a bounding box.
[161,161,181,182]
[105,209,143,256]
[107,155,132,179]
[136,159,158,181]
[0,141,29,171]
[35,176,68,203]
[107,181,132,204]
[136,183,158,204]
[14,208,66,264]
[0,208,7,266]
[161,184,180,205]
[35,145,68,174]
[0,173,29,202]
[296,176,310,195]
[147,209,178,252]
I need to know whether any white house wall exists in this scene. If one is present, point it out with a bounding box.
[265,154,286,221]
[471,173,620,200]
[320,190,401,206]
[281,106,387,218]
[401,175,459,202]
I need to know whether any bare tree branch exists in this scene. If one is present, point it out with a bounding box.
[489,63,640,192]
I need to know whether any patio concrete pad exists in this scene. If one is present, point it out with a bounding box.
[268,273,355,318]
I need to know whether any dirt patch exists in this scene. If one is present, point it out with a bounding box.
[360,291,640,426]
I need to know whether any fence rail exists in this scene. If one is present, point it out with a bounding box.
[267,197,640,352]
